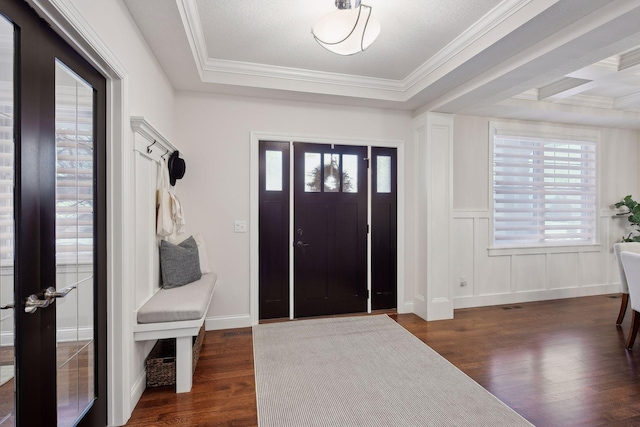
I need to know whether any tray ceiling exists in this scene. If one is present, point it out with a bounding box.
[124,0,640,128]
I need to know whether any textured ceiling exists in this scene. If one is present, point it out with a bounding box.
[195,0,501,80]
[123,0,640,128]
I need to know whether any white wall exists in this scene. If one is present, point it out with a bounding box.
[174,92,414,327]
[451,115,639,308]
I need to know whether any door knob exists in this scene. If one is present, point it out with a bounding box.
[0,303,13,310]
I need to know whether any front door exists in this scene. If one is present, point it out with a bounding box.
[0,2,107,426]
[293,143,368,318]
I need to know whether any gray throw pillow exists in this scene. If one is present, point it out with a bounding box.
[160,236,202,289]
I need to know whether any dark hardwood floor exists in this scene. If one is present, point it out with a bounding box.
[126,294,640,426]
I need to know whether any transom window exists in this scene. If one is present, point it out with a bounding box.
[491,122,598,247]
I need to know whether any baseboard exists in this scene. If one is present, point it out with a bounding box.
[205,314,252,331]
[129,368,146,418]
[454,284,619,309]
[397,301,414,314]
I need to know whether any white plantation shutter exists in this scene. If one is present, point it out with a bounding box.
[0,90,13,267]
[0,68,94,268]
[492,126,597,247]
[55,76,94,266]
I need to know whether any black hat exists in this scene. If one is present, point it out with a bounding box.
[168,150,186,186]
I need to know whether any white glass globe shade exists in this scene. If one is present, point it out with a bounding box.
[312,6,381,55]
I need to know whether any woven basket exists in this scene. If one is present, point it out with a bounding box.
[146,325,205,388]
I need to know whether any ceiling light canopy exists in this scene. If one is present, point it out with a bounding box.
[312,0,381,56]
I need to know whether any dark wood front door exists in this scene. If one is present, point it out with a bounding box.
[0,1,107,425]
[293,143,368,318]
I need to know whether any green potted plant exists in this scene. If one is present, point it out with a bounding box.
[615,195,640,242]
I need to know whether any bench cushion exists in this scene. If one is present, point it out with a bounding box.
[137,272,217,324]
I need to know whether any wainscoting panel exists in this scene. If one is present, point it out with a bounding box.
[473,217,511,297]
[513,254,546,293]
[547,253,579,290]
[452,218,474,299]
[453,211,621,309]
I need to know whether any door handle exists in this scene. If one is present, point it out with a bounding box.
[25,284,77,314]
[44,284,76,300]
[0,303,13,310]
[25,294,51,314]
[295,240,309,255]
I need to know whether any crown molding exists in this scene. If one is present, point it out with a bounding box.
[592,56,619,71]
[176,0,209,78]
[403,0,537,91]
[619,47,640,72]
[551,94,614,110]
[512,89,538,101]
[200,58,405,92]
[613,91,640,110]
[538,77,592,100]
[176,0,553,101]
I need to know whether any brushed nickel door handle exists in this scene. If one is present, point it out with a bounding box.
[44,284,76,300]
[25,294,51,314]
[25,284,77,314]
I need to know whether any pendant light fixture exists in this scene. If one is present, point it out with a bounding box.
[312,0,381,56]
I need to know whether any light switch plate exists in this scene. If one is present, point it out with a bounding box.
[234,220,247,233]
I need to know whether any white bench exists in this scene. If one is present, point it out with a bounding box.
[134,272,217,393]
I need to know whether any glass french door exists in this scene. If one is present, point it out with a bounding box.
[0,1,106,426]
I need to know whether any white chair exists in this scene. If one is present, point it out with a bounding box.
[620,251,640,349]
[613,242,640,324]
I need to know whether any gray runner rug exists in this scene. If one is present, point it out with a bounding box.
[253,315,532,426]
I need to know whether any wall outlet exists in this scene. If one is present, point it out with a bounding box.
[460,276,468,287]
[234,220,247,233]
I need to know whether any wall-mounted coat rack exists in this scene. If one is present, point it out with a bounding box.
[131,116,182,164]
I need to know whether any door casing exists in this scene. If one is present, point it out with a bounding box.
[22,1,132,424]
[250,132,406,324]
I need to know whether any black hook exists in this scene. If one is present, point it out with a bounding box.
[161,148,170,159]
[147,140,157,154]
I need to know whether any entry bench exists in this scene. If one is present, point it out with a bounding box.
[133,272,217,393]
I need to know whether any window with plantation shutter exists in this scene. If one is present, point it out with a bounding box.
[491,122,598,247]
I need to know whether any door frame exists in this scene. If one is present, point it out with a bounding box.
[26,0,132,425]
[250,132,406,324]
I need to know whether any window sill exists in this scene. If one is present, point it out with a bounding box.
[488,243,602,257]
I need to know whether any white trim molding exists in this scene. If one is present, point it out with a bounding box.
[412,112,454,321]
[26,1,132,425]
[249,132,406,325]
[175,0,558,102]
[205,314,253,331]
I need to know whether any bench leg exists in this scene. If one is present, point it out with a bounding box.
[175,336,193,393]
